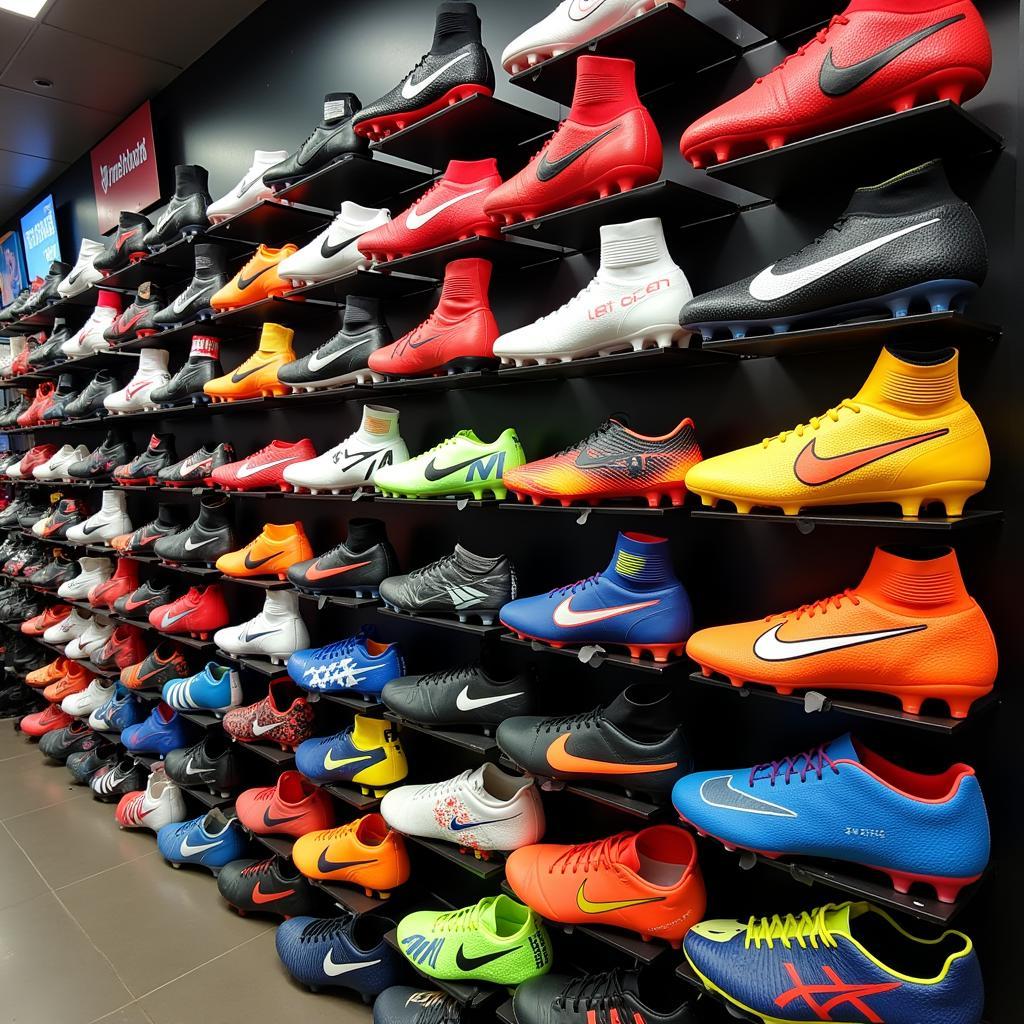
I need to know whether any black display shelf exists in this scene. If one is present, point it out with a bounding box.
[699,311,1001,356]
[235,740,296,765]
[502,180,738,253]
[373,495,498,509]
[369,94,555,169]
[382,711,499,758]
[294,590,380,611]
[179,709,224,729]
[34,349,140,377]
[285,267,437,304]
[322,781,382,812]
[273,153,436,210]
[378,607,504,636]
[494,344,735,384]
[231,654,288,677]
[501,500,687,520]
[132,753,159,769]
[370,369,495,398]
[205,199,330,247]
[509,4,739,105]
[495,1001,515,1024]
[113,315,247,352]
[98,241,203,292]
[377,234,563,278]
[222,576,290,592]
[565,781,666,822]
[691,672,998,735]
[720,0,844,40]
[182,786,234,809]
[311,877,391,917]
[705,102,1003,201]
[9,294,94,328]
[208,295,339,331]
[502,634,687,675]
[251,832,296,859]
[320,692,384,715]
[692,507,1002,533]
[406,834,505,880]
[146,231,252,270]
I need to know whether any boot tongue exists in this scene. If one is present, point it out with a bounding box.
[323,92,358,124]
[454,428,481,443]
[615,833,642,873]
[824,734,859,763]
[823,903,854,939]
[858,545,970,612]
[603,686,670,734]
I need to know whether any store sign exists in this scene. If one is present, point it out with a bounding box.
[90,101,160,235]
[19,194,60,281]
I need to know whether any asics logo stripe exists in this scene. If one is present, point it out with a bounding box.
[552,596,659,628]
[406,189,485,230]
[698,776,799,817]
[793,429,949,486]
[401,53,470,99]
[753,622,927,661]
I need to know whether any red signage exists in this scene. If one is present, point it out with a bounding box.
[90,101,160,235]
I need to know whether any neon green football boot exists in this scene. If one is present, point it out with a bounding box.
[397,894,552,985]
[372,428,525,500]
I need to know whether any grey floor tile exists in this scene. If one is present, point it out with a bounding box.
[89,1004,155,1023]
[0,824,48,910]
[0,746,86,820]
[0,723,36,762]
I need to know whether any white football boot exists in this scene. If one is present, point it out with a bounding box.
[103,348,170,414]
[33,444,90,482]
[493,217,692,365]
[5,336,27,374]
[65,617,114,660]
[62,677,115,718]
[58,239,106,298]
[502,0,682,74]
[43,606,91,644]
[381,763,545,852]
[58,558,112,601]
[117,764,187,831]
[277,201,391,286]
[62,297,120,356]
[214,590,309,665]
[0,342,11,377]
[207,149,289,224]
[5,455,24,479]
[283,404,409,494]
[66,492,131,544]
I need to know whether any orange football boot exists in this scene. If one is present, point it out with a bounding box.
[506,826,705,948]
[210,244,299,311]
[234,770,334,838]
[216,522,312,580]
[21,604,71,637]
[26,656,70,689]
[203,323,295,402]
[687,546,997,718]
[292,813,410,898]
[42,662,94,703]
[121,643,190,691]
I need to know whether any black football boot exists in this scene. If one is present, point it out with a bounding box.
[102,281,165,344]
[67,431,133,481]
[62,370,119,419]
[27,320,70,368]
[149,336,222,405]
[164,733,241,796]
[93,212,154,275]
[31,548,79,590]
[117,505,183,556]
[153,494,236,566]
[0,288,31,323]
[157,443,234,487]
[287,518,397,597]
[21,261,72,315]
[113,577,174,620]
[113,433,176,484]
[143,165,213,249]
[217,856,322,919]
[151,244,229,327]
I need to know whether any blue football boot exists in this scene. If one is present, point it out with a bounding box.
[673,735,989,904]
[121,702,193,755]
[296,714,406,790]
[157,808,249,875]
[499,532,691,663]
[683,901,983,1024]
[275,914,405,999]
[287,628,404,696]
[162,662,243,715]
[88,684,145,733]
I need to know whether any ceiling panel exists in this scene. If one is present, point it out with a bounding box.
[1,24,179,114]
[0,85,116,164]
[0,183,32,225]
[0,10,34,70]
[0,147,66,191]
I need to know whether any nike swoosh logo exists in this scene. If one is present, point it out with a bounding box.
[753,622,927,662]
[407,335,436,350]
[819,15,965,96]
[160,609,193,627]
[576,881,664,915]
[454,945,516,971]
[569,0,610,19]
[698,775,798,818]
[449,815,508,831]
[537,126,619,182]
[793,429,949,486]
[304,560,370,582]
[401,53,470,99]
[748,220,939,302]
[455,687,523,711]
[236,174,263,199]
[323,751,372,770]
[252,883,294,904]
[231,363,272,383]
[184,537,216,551]
[552,595,659,628]
[307,339,364,372]
[115,310,149,336]
[237,457,296,479]
[545,733,677,776]
[115,228,140,252]
[180,835,220,855]
[184,757,212,776]
[82,522,106,535]
[422,454,493,482]
[320,232,361,261]
[263,809,301,827]
[244,551,279,570]
[406,189,485,230]
[236,265,272,290]
[323,953,380,977]
[251,720,283,736]
[122,598,152,612]
[316,851,374,873]
[242,629,279,643]
[183,458,213,474]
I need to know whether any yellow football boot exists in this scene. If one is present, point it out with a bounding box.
[685,347,989,517]
[204,322,295,402]
[295,713,408,798]
[216,522,313,579]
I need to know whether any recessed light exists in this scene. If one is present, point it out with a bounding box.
[33,77,53,88]
[0,1,48,18]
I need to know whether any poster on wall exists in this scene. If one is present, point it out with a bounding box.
[90,101,160,235]
[0,230,28,308]
[20,194,61,282]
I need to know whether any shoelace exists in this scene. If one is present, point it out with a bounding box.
[769,588,860,622]
[409,552,457,580]
[750,745,839,787]
[419,664,476,687]
[549,832,632,876]
[433,901,487,936]
[418,769,475,801]
[310,633,367,661]
[762,399,861,447]
[555,970,627,1012]
[556,421,614,457]
[312,820,360,843]
[231,349,272,374]
[745,905,839,951]
[240,857,276,878]
[548,573,601,599]
[757,15,849,81]
[536,705,603,735]
[299,916,348,943]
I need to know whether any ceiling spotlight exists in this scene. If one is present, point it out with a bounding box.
[0,1,48,18]
[33,77,53,89]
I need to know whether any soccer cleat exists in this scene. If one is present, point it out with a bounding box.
[65,738,119,784]
[497,685,690,796]
[506,417,702,508]
[45,376,80,422]
[61,369,119,417]
[687,348,988,517]
[288,518,397,597]
[381,544,515,624]
[210,245,299,311]
[120,642,190,692]
[495,218,691,365]
[485,56,660,224]
[164,733,242,796]
[353,2,494,140]
[114,579,174,621]
[90,756,147,803]
[368,258,499,377]
[20,703,74,737]
[89,684,146,733]
[121,702,192,755]
[113,433,177,485]
[104,348,171,413]
[65,618,114,662]
[15,443,57,475]
[149,335,222,404]
[58,238,105,298]
[211,438,316,492]
[158,443,235,488]
[110,506,182,557]
[26,656,73,690]
[217,855,321,919]
[66,490,131,544]
[68,432,133,481]
[398,894,552,985]
[673,734,989,903]
[18,383,57,425]
[162,662,243,715]
[501,532,692,661]
[22,260,71,313]
[143,164,212,248]
[33,445,90,483]
[223,678,314,750]
[293,813,409,895]
[154,495,236,566]
[374,426,524,500]
[149,585,230,640]
[62,292,123,357]
[116,763,187,831]
[235,770,334,838]
[278,203,391,287]
[91,624,147,673]
[681,0,992,168]
[21,604,70,637]
[204,322,295,402]
[284,405,408,494]
[372,987,471,1024]
[157,809,249,875]
[684,901,983,1024]
[262,93,368,189]
[296,714,408,793]
[506,826,705,946]
[215,589,308,664]
[382,662,538,728]
[287,628,404,697]
[151,245,230,328]
[216,522,312,580]
[207,149,288,223]
[382,763,545,853]
[687,545,997,718]
[38,718,97,762]
[87,559,139,610]
[93,212,153,275]
[102,282,165,344]
[46,605,96,642]
[279,297,392,391]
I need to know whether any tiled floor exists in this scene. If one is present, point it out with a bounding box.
[0,720,372,1024]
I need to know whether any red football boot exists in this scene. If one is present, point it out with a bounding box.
[681,0,991,167]
[18,444,57,477]
[484,56,661,225]
[358,159,503,262]
[20,703,73,737]
[88,559,139,610]
[92,624,148,672]
[11,331,42,376]
[18,383,55,427]
[21,604,71,637]
[149,585,230,639]
[211,439,317,492]
[235,769,334,838]
[368,258,499,377]
[223,678,314,750]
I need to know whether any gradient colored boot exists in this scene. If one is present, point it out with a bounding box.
[210,245,298,310]
[216,523,314,580]
[204,323,295,402]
